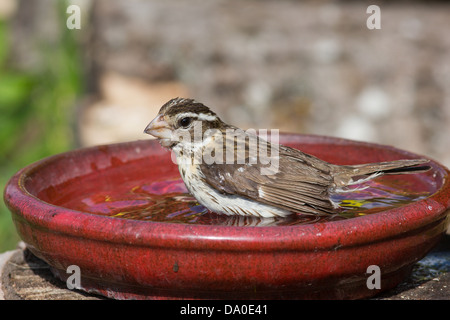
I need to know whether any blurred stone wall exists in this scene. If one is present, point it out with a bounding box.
[10,0,450,167]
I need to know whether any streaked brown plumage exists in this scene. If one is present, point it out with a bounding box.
[144,98,430,218]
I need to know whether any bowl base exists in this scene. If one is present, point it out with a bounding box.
[50,264,413,300]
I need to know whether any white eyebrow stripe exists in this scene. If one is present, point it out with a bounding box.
[177,112,217,122]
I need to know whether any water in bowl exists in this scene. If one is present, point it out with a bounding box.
[57,174,430,227]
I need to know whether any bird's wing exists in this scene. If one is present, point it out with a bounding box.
[199,135,336,215]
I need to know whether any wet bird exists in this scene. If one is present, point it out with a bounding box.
[144,98,430,218]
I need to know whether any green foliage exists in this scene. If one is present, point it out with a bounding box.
[0,6,82,251]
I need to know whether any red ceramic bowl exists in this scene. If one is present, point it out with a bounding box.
[4,134,450,299]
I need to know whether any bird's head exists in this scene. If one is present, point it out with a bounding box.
[144,98,226,149]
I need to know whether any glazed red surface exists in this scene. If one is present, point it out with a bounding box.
[4,134,450,299]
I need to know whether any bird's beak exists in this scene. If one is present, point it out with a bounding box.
[144,115,171,140]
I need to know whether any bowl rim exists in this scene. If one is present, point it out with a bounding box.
[4,133,450,252]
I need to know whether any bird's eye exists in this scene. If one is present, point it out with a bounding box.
[178,117,193,128]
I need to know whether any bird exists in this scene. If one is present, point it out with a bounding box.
[144,97,430,218]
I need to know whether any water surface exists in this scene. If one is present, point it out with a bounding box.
[56,175,430,227]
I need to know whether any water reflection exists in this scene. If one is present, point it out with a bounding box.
[63,177,430,227]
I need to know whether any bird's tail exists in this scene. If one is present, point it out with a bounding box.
[348,158,431,176]
[351,159,431,175]
[332,158,431,191]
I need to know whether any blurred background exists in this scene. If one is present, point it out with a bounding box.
[1,0,449,252]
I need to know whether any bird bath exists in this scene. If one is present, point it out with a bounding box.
[4,134,450,299]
